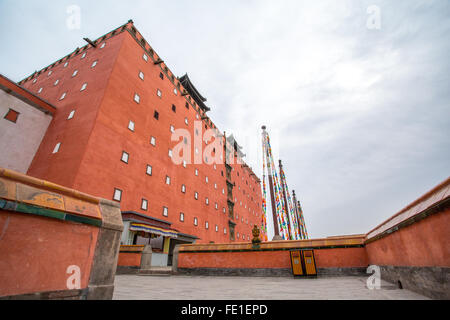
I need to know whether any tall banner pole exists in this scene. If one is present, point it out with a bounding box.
[279,160,292,240]
[262,126,282,240]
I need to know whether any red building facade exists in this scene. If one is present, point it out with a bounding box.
[18,20,264,245]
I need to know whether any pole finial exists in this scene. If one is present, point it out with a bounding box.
[261,125,266,130]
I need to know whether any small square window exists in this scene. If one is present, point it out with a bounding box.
[72,70,78,77]
[128,120,135,131]
[146,165,152,176]
[91,60,98,68]
[170,125,174,133]
[172,105,176,113]
[150,136,156,146]
[194,192,198,200]
[205,176,208,183]
[181,184,186,193]
[4,109,20,123]
[154,111,159,120]
[165,175,171,185]
[180,212,184,222]
[52,142,61,154]
[139,71,144,80]
[214,183,217,189]
[100,42,106,49]
[163,206,168,217]
[38,87,43,94]
[141,199,148,210]
[215,225,218,232]
[157,89,162,97]
[54,79,59,86]
[113,188,122,202]
[205,198,209,205]
[134,93,140,103]
[224,228,227,234]
[168,149,172,158]
[67,110,75,120]
[195,169,198,176]
[205,221,209,229]
[185,118,188,125]
[185,102,189,109]
[48,70,52,76]
[64,62,69,68]
[194,217,198,226]
[121,151,129,163]
[143,53,148,61]
[215,203,218,209]
[59,92,67,100]
[182,160,187,168]
[81,52,87,59]
[80,83,87,91]
[159,72,164,80]
[32,78,37,84]
[223,207,226,213]
[173,88,177,95]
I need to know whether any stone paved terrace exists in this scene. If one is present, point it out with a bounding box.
[113,275,429,300]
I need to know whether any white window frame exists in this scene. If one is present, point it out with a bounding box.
[91,60,98,68]
[181,184,186,193]
[150,136,156,146]
[54,79,59,86]
[80,83,87,91]
[100,42,106,49]
[143,53,148,61]
[194,217,198,226]
[67,110,75,120]
[141,199,148,210]
[180,212,185,222]
[113,188,122,202]
[72,70,78,77]
[156,89,162,97]
[52,142,61,154]
[139,71,144,80]
[128,120,135,131]
[146,165,152,176]
[165,176,171,185]
[121,151,129,163]
[205,221,209,229]
[59,92,66,100]
[163,206,168,217]
[134,93,140,104]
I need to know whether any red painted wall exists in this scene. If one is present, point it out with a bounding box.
[366,208,450,267]
[178,247,368,269]
[117,252,142,267]
[0,211,99,297]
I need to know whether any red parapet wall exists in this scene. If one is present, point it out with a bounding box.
[0,212,99,296]
[0,168,123,299]
[178,246,368,269]
[366,208,449,267]
[176,235,368,273]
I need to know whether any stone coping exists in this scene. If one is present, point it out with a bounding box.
[366,177,450,240]
[119,245,145,253]
[0,167,102,222]
[178,235,366,253]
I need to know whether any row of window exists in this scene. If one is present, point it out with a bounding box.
[29,42,105,85]
[114,186,250,238]
[34,59,99,94]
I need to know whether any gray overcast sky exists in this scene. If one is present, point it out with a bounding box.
[1,0,449,239]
